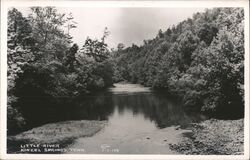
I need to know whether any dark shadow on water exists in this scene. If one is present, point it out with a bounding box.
[12,91,115,134]
[8,87,210,153]
[11,89,209,133]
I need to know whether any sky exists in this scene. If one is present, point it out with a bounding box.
[18,7,206,49]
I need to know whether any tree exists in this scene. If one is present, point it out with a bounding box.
[117,43,125,51]
[65,13,77,37]
[7,8,35,90]
[65,43,79,71]
[28,7,71,61]
[197,22,218,45]
[200,28,243,112]
[158,29,164,38]
[176,30,199,72]
[101,27,110,43]
[81,28,110,62]
[7,8,35,134]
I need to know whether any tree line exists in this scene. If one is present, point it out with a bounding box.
[112,8,244,117]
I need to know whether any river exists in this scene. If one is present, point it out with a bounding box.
[14,82,208,154]
[65,83,207,154]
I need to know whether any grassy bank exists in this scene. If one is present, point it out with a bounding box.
[169,119,244,155]
[7,120,107,153]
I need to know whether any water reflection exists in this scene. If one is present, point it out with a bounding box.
[112,93,206,128]
[16,83,207,134]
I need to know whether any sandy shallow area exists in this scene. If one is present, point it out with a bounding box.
[65,125,191,154]
[7,120,107,153]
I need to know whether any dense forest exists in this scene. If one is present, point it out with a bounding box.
[113,8,244,117]
[7,7,114,134]
[7,7,244,134]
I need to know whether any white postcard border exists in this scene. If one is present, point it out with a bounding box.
[1,0,249,160]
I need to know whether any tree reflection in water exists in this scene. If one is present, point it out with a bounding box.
[16,87,207,133]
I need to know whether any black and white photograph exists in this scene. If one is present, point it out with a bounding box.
[0,0,249,159]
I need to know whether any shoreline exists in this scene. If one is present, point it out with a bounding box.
[169,118,244,155]
[7,120,107,153]
[7,118,244,155]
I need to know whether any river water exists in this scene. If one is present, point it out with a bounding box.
[61,83,207,154]
[14,83,208,154]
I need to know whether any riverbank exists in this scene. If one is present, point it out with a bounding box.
[169,119,244,155]
[7,120,107,153]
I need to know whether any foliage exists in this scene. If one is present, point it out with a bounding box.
[81,27,110,63]
[7,7,114,134]
[114,8,244,114]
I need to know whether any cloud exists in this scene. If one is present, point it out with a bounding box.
[16,7,206,48]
